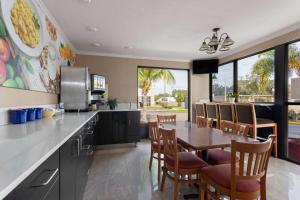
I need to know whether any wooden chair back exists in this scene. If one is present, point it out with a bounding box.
[220,121,249,136]
[196,116,213,128]
[235,103,256,125]
[148,122,160,144]
[195,103,206,117]
[206,103,219,119]
[230,138,273,194]
[218,103,235,122]
[160,128,178,168]
[157,115,176,123]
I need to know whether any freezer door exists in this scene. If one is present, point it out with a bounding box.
[61,67,90,110]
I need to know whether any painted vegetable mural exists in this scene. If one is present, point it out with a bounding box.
[0,0,75,93]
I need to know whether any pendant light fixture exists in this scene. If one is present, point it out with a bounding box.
[199,28,234,54]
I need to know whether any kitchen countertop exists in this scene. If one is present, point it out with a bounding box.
[0,111,98,199]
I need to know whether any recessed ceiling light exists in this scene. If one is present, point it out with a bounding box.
[86,26,98,32]
[123,46,133,50]
[91,42,101,47]
[82,0,92,3]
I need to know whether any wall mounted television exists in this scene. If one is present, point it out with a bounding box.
[192,59,219,74]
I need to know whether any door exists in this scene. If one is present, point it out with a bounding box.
[94,112,113,145]
[112,112,127,143]
[127,111,141,143]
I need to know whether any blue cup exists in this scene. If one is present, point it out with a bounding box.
[35,108,43,120]
[27,108,36,121]
[10,109,28,124]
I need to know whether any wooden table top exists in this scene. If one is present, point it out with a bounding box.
[162,121,257,150]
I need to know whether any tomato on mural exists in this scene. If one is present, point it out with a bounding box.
[0,0,75,94]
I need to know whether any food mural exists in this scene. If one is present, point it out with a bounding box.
[0,0,75,94]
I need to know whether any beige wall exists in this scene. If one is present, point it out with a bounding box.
[0,87,57,107]
[220,28,300,64]
[76,54,209,119]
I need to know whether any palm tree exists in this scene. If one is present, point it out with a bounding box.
[248,45,300,95]
[138,68,175,121]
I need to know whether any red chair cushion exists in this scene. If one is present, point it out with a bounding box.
[152,140,164,150]
[288,138,300,162]
[196,149,233,165]
[165,152,208,169]
[207,149,232,165]
[202,164,260,193]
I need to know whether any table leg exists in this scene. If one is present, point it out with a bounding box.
[183,150,208,199]
[201,149,208,162]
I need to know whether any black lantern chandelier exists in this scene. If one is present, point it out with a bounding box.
[199,28,234,54]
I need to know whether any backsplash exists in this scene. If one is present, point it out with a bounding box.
[0,104,57,125]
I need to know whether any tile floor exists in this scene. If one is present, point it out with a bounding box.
[83,140,300,200]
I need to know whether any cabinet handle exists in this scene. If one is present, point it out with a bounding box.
[74,138,80,157]
[82,145,91,150]
[32,168,59,187]
[87,131,94,135]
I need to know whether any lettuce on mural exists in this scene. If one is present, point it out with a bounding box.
[0,0,75,94]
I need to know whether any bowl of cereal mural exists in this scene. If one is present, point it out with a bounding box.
[1,0,45,57]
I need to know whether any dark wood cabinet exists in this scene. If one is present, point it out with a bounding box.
[94,111,140,145]
[4,151,59,200]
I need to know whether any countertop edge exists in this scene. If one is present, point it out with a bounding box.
[0,111,99,200]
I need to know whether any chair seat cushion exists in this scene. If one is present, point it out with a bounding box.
[165,152,208,169]
[202,164,260,193]
[153,140,164,150]
[196,149,233,165]
[257,118,275,124]
[207,149,232,165]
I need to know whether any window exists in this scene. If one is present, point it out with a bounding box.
[237,50,275,102]
[288,105,300,163]
[288,41,300,101]
[212,62,234,102]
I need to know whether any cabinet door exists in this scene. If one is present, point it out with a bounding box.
[127,111,141,143]
[94,112,113,145]
[59,136,77,200]
[43,176,59,200]
[112,112,127,143]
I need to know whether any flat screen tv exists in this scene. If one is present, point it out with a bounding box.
[192,59,219,74]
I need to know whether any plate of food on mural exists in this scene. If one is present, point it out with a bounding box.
[0,0,75,94]
[1,0,45,57]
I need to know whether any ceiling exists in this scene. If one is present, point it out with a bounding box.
[43,0,300,61]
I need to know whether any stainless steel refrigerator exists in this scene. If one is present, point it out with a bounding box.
[60,66,91,111]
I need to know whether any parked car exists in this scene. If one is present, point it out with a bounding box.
[156,97,177,107]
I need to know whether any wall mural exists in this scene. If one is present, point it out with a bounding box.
[0,0,75,94]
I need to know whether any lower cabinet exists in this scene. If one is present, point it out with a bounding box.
[4,151,59,200]
[94,111,141,145]
[4,115,97,200]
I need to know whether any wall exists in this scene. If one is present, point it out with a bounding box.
[220,28,300,64]
[76,54,210,119]
[0,87,57,107]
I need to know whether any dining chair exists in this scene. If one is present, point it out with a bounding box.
[195,103,207,118]
[235,103,278,157]
[196,116,213,128]
[218,103,235,123]
[202,121,248,166]
[220,120,249,136]
[206,103,219,128]
[148,122,164,183]
[159,128,208,200]
[157,114,176,124]
[200,137,274,200]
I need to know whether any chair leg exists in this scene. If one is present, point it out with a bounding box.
[149,150,153,170]
[158,152,161,183]
[273,125,278,158]
[160,167,167,191]
[199,178,205,200]
[261,176,267,200]
[174,174,179,200]
[188,174,192,186]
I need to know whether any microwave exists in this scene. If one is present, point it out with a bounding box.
[91,74,105,94]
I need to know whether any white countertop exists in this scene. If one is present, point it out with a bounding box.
[0,111,98,199]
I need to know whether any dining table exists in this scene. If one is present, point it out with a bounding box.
[162,121,257,161]
[162,121,258,199]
